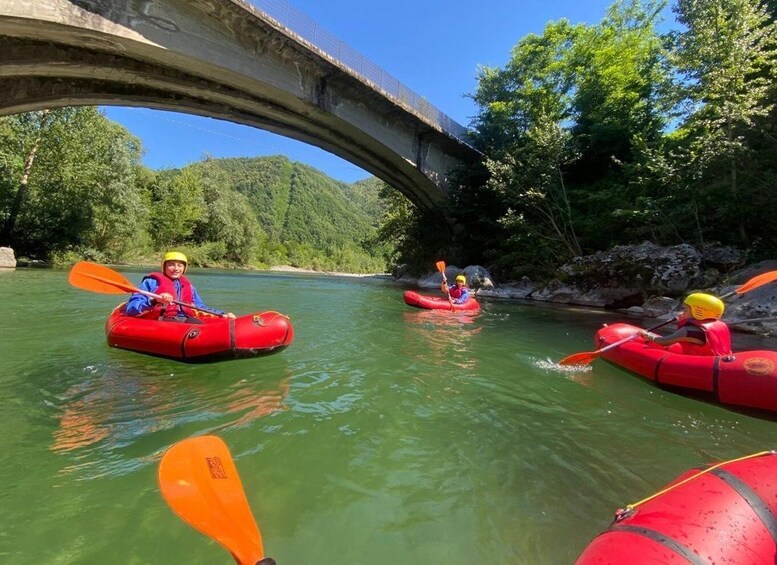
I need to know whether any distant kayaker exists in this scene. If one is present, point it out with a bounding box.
[640,293,732,356]
[441,274,471,305]
[125,251,236,321]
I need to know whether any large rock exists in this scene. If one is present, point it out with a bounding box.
[398,249,777,335]
[477,277,536,300]
[701,243,745,272]
[418,264,494,290]
[0,247,16,268]
[716,262,777,335]
[532,242,705,308]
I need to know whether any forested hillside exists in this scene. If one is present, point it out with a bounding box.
[0,109,391,273]
[191,156,389,271]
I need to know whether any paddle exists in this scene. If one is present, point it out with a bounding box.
[559,270,777,366]
[158,435,274,565]
[436,260,454,307]
[68,261,226,318]
[559,317,677,366]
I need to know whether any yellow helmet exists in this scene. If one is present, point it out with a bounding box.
[683,293,724,320]
[162,251,188,274]
[455,275,466,284]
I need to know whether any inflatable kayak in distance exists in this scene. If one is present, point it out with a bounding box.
[403,290,480,313]
[595,323,777,413]
[576,451,777,563]
[105,305,294,362]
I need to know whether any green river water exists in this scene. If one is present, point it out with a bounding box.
[0,266,775,564]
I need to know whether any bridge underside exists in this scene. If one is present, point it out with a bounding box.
[0,0,481,221]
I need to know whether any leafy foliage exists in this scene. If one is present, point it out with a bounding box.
[0,113,391,273]
[0,108,145,259]
[437,0,777,279]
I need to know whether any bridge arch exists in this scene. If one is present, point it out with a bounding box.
[0,0,480,218]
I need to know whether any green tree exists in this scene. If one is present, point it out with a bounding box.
[194,173,266,264]
[571,0,670,176]
[669,0,777,244]
[149,167,206,248]
[0,107,145,259]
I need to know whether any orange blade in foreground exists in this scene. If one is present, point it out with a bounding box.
[158,436,264,565]
[68,261,138,295]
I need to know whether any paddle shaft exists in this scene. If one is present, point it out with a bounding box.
[596,317,677,355]
[436,261,454,307]
[136,287,226,318]
[86,271,225,318]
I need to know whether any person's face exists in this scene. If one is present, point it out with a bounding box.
[679,305,691,319]
[164,260,186,279]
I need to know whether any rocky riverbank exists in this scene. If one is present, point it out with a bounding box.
[399,242,777,336]
[5,243,776,335]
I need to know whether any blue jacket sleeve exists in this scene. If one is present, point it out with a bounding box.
[125,277,158,316]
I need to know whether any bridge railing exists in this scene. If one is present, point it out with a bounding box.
[248,0,471,144]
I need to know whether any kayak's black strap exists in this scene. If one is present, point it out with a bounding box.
[607,524,706,565]
[711,467,777,544]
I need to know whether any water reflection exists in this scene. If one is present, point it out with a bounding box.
[401,311,481,370]
[48,360,290,478]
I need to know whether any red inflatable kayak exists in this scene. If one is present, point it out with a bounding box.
[576,451,777,563]
[595,323,777,413]
[105,305,293,362]
[403,290,480,312]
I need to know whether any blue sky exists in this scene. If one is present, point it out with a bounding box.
[103,0,669,183]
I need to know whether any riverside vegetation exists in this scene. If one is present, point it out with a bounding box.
[2,0,777,282]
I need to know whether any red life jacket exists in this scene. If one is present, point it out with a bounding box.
[676,318,732,356]
[140,272,196,319]
[448,284,469,300]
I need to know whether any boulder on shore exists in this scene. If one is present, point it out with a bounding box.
[0,247,16,269]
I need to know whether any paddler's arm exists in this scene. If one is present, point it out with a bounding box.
[125,278,160,316]
[641,327,704,346]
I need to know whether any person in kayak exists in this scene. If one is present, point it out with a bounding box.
[640,292,732,356]
[125,251,236,321]
[441,274,471,305]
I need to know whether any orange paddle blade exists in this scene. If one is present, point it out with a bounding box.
[732,270,777,295]
[559,351,598,366]
[158,436,264,565]
[435,260,446,273]
[68,261,138,294]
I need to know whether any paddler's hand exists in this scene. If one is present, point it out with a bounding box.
[441,283,448,293]
[225,312,236,319]
[640,331,655,342]
[156,292,174,305]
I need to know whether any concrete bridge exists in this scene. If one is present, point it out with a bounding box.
[0,0,481,216]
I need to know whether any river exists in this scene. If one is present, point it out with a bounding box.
[0,266,774,564]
